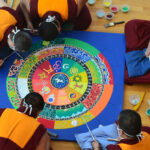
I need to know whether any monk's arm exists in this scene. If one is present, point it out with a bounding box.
[36,132,50,150]
[20,0,34,31]
[77,0,87,16]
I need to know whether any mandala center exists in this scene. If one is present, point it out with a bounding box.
[51,73,69,89]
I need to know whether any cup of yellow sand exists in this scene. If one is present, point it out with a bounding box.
[103,0,112,7]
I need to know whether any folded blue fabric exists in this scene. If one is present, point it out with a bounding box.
[125,48,150,78]
[75,123,118,150]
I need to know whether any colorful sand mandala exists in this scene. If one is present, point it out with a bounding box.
[6,38,113,130]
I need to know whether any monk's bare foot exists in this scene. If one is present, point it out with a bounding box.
[0,59,4,67]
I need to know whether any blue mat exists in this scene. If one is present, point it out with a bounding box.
[0,31,125,141]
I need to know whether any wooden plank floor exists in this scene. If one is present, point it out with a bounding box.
[7,0,150,149]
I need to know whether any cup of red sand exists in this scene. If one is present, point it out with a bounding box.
[121,4,130,13]
[110,5,119,13]
[105,12,114,20]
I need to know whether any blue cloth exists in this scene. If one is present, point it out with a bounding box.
[75,123,118,150]
[125,48,150,78]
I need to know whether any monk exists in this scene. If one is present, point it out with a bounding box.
[0,92,52,150]
[91,110,150,150]
[19,0,92,41]
[0,0,32,67]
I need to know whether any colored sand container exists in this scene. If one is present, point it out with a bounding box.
[104,2,111,7]
[129,94,140,105]
[103,0,112,7]
[88,0,96,5]
[148,100,150,106]
[146,108,150,116]
[110,5,119,13]
[112,7,117,11]
[121,5,130,13]
[105,12,114,20]
[96,10,105,18]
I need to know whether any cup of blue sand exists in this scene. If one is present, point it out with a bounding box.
[88,0,96,5]
[121,4,130,13]
[96,10,105,18]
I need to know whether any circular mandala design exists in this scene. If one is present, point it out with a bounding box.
[6,38,114,129]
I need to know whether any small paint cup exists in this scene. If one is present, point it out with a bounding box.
[121,4,130,13]
[148,100,150,106]
[88,0,96,5]
[96,9,105,18]
[146,108,150,116]
[110,5,119,13]
[129,94,140,105]
[105,12,114,20]
[103,0,112,7]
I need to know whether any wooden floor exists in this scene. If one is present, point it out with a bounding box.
[8,0,150,149]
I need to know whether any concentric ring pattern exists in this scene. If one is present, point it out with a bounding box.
[6,38,114,129]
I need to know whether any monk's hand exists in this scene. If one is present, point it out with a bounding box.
[27,21,35,34]
[145,40,150,58]
[91,140,101,150]
[145,50,150,58]
[0,59,4,67]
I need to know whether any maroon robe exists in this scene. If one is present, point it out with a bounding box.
[0,7,24,49]
[16,0,92,30]
[0,107,47,150]
[125,19,150,84]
